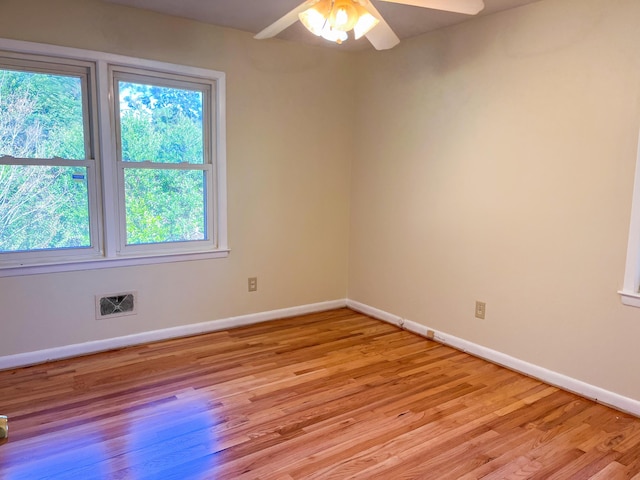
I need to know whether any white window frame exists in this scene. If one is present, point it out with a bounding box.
[111,67,216,257]
[0,38,228,277]
[0,53,103,264]
[620,129,640,307]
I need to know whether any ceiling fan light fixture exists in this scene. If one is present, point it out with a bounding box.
[329,0,359,31]
[321,27,349,44]
[299,0,375,44]
[353,8,379,39]
[299,0,333,36]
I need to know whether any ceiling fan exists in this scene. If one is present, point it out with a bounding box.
[255,0,485,50]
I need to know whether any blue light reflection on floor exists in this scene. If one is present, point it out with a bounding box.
[125,398,219,479]
[2,432,112,480]
[2,397,220,479]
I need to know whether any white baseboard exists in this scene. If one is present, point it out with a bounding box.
[5,297,640,417]
[0,299,347,371]
[347,299,640,417]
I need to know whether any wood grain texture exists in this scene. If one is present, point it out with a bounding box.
[1,308,639,479]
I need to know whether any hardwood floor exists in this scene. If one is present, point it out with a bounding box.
[1,308,640,479]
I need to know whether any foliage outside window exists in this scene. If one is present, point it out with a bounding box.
[0,60,97,257]
[0,40,227,275]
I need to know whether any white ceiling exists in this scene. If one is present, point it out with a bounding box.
[99,0,542,50]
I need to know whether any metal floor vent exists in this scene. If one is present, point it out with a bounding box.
[96,292,137,319]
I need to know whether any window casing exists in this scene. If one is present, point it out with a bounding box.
[0,39,227,277]
[0,54,102,264]
[111,68,216,256]
[620,129,640,307]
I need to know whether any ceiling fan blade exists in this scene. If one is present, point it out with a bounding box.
[254,0,316,39]
[362,1,400,50]
[377,0,484,15]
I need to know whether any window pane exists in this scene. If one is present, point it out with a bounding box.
[118,81,204,164]
[124,168,206,245]
[0,69,86,159]
[0,165,91,252]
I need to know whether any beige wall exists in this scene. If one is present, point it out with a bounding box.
[0,0,352,354]
[349,0,640,399]
[2,0,640,404]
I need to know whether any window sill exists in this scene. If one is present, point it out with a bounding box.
[619,290,640,308]
[0,249,230,278]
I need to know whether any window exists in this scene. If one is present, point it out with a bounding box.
[620,129,640,307]
[0,55,100,262]
[0,39,227,276]
[112,68,215,255]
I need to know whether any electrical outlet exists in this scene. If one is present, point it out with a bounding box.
[475,301,486,319]
[248,277,258,292]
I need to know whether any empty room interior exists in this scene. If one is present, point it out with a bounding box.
[2,0,640,477]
